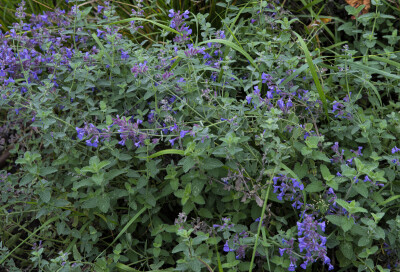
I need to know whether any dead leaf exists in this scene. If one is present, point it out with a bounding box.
[307,18,332,30]
[345,0,370,15]
[306,18,332,48]
[255,195,264,207]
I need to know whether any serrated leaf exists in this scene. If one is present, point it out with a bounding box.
[98,195,110,213]
[73,245,82,261]
[340,242,354,260]
[358,236,370,247]
[354,182,368,198]
[312,151,331,162]
[92,173,104,186]
[146,160,160,178]
[294,163,308,180]
[320,165,334,181]
[105,169,126,181]
[39,167,58,176]
[305,136,320,148]
[199,208,213,218]
[39,189,51,203]
[305,180,325,192]
[326,215,354,232]
[191,179,205,196]
[82,197,98,209]
[180,157,196,173]
[118,153,132,161]
[203,158,224,169]
[170,178,179,191]
[73,178,94,189]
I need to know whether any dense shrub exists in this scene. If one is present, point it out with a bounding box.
[1,0,400,271]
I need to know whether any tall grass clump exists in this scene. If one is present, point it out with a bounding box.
[1,0,400,271]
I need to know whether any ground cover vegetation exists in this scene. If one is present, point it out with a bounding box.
[0,0,400,271]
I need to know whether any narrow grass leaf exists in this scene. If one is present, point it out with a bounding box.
[0,216,60,264]
[378,195,400,206]
[198,39,259,71]
[95,207,147,261]
[369,55,400,69]
[349,61,400,80]
[138,149,185,160]
[293,32,329,120]
[279,59,322,86]
[91,33,112,65]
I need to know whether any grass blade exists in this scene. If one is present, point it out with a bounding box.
[198,39,259,71]
[348,61,400,80]
[95,207,147,261]
[0,216,60,265]
[369,55,400,69]
[279,59,322,86]
[293,32,329,120]
[109,17,180,36]
[138,149,185,160]
[378,195,400,206]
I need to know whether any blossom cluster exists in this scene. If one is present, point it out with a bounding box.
[273,174,304,209]
[168,9,192,43]
[76,123,111,147]
[330,141,364,165]
[280,214,333,271]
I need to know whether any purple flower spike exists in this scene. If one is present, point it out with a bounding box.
[180,130,190,138]
[223,241,234,252]
[277,98,285,110]
[253,86,260,96]
[246,95,252,104]
[296,214,333,271]
[392,146,400,154]
[169,137,177,146]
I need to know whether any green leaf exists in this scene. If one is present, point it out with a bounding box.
[202,158,224,169]
[105,169,126,181]
[199,208,213,218]
[82,197,98,209]
[326,179,338,191]
[335,199,350,210]
[305,136,320,149]
[312,151,331,162]
[354,182,369,198]
[73,245,82,261]
[39,189,51,203]
[74,179,94,190]
[115,263,140,272]
[39,167,58,176]
[320,165,334,181]
[294,163,308,180]
[192,195,205,205]
[146,160,160,178]
[180,157,196,173]
[340,242,354,260]
[358,236,370,247]
[91,33,112,64]
[192,179,205,196]
[98,195,110,213]
[326,215,354,232]
[170,178,179,191]
[305,180,325,192]
[92,173,104,186]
